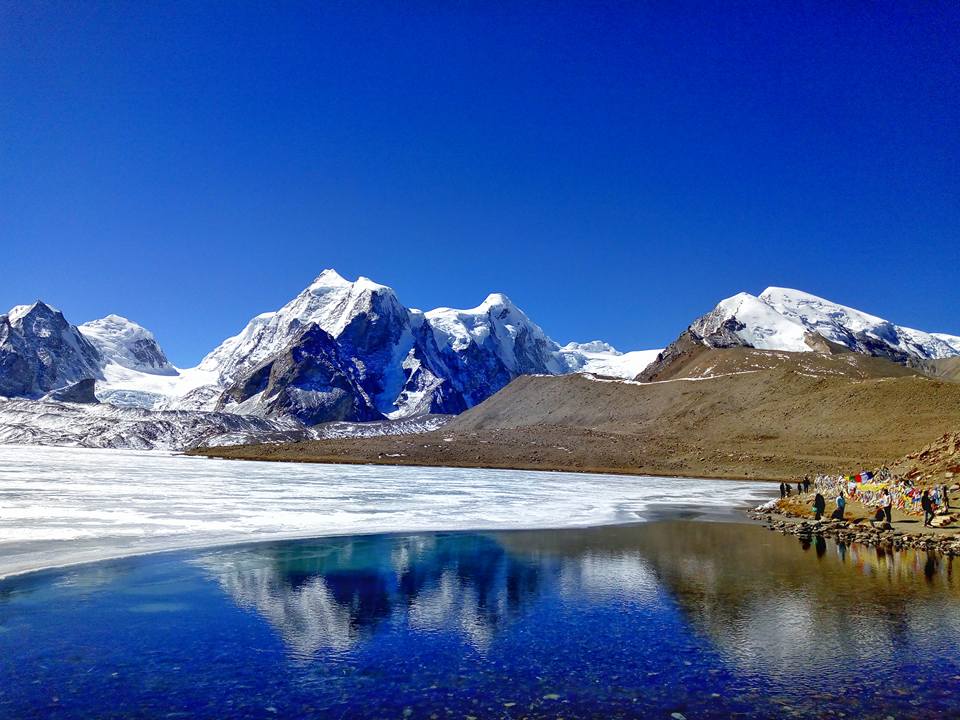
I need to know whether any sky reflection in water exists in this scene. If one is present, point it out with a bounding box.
[2,521,960,719]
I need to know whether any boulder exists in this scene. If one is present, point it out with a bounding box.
[41,378,99,404]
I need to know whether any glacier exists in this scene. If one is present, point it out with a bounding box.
[0,445,774,579]
[0,397,449,450]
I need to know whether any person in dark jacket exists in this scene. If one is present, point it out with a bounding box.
[797,481,803,495]
[922,490,935,527]
[803,475,811,494]
[813,493,826,521]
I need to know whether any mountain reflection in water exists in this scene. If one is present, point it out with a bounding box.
[192,532,659,657]
[194,522,960,675]
[5,521,960,718]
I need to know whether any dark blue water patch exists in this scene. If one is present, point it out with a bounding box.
[2,523,960,718]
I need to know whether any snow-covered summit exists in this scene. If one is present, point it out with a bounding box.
[426,292,566,374]
[198,268,408,385]
[8,301,63,324]
[691,291,812,352]
[688,287,960,362]
[180,270,659,420]
[757,287,960,360]
[79,314,176,375]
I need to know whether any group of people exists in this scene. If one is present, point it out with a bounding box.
[788,472,952,528]
[779,477,811,498]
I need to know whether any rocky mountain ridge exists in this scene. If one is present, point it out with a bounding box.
[639,287,960,381]
[3,277,957,450]
[0,270,656,440]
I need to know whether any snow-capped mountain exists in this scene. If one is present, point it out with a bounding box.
[0,302,211,411]
[183,270,657,423]
[422,293,569,410]
[79,314,175,374]
[0,271,659,436]
[757,287,960,361]
[77,314,185,408]
[216,324,384,425]
[0,301,103,398]
[666,287,960,367]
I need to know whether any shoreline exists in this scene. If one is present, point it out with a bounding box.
[186,449,783,484]
[188,456,778,483]
[752,493,960,552]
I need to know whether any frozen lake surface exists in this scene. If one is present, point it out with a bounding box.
[0,445,773,578]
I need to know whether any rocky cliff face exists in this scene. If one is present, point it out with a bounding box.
[42,378,100,404]
[0,302,103,398]
[218,324,383,425]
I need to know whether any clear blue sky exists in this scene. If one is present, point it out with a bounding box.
[2,2,957,366]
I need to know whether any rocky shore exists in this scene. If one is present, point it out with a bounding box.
[750,507,960,554]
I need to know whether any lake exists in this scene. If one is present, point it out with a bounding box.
[3,521,960,718]
[0,445,770,579]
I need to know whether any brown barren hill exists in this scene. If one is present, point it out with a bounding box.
[888,430,960,484]
[193,348,960,482]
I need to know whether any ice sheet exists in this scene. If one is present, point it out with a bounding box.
[0,445,774,579]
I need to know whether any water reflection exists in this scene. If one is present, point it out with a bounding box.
[625,522,960,680]
[194,534,608,657]
[195,522,960,677]
[6,522,960,718]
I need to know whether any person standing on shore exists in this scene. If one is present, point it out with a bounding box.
[780,482,786,499]
[814,493,826,521]
[797,481,803,495]
[833,492,846,520]
[922,490,935,527]
[881,488,892,527]
[803,475,810,494]
[943,485,951,511]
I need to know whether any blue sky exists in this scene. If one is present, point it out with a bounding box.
[2,2,957,366]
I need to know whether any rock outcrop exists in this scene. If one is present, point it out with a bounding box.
[42,378,100,404]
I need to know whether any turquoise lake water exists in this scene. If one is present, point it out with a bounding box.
[3,521,960,718]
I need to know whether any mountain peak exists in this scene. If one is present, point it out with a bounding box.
[310,268,350,288]
[759,286,808,299]
[691,287,960,361]
[481,292,513,309]
[354,275,391,293]
[78,314,174,375]
[308,269,392,297]
[8,300,63,324]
